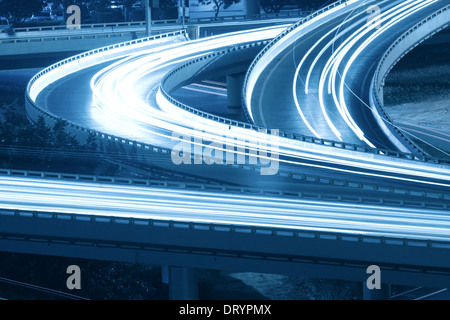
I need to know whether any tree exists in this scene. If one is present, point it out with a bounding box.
[197,0,241,18]
[86,133,98,151]
[50,0,91,22]
[293,0,328,11]
[160,0,178,10]
[34,115,52,147]
[0,0,44,22]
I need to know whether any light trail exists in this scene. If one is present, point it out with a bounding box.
[1,176,450,242]
[22,1,450,244]
[29,6,450,187]
[336,0,438,147]
[292,0,435,147]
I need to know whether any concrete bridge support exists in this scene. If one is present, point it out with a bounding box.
[187,25,200,40]
[246,0,261,18]
[145,0,152,37]
[226,73,245,116]
[164,266,199,300]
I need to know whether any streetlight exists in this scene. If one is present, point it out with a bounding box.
[179,0,186,29]
[182,0,186,29]
[145,0,152,37]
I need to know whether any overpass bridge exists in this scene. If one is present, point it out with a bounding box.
[1,0,450,300]
[0,14,306,69]
[1,168,450,300]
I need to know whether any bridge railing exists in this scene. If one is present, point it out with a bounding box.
[372,4,450,159]
[160,41,268,132]
[239,0,450,165]
[25,31,190,159]
[0,30,167,44]
[0,167,448,211]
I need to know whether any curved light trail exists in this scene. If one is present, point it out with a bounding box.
[19,0,450,244]
[1,176,450,242]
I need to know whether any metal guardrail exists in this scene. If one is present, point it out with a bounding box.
[9,11,314,34]
[2,205,450,252]
[372,5,450,158]
[160,41,269,132]
[25,31,188,158]
[239,0,450,165]
[0,12,312,46]
[0,166,448,212]
[0,30,152,44]
[13,21,148,33]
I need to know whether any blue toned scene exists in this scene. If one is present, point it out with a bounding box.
[0,0,449,303]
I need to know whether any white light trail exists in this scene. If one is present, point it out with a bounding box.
[25,0,450,229]
[1,176,450,241]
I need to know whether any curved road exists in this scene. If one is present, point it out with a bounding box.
[21,1,450,242]
[245,0,446,152]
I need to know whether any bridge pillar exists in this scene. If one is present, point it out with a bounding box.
[363,283,391,300]
[246,0,261,18]
[187,25,200,40]
[145,0,152,37]
[161,265,170,285]
[169,267,199,300]
[226,73,245,116]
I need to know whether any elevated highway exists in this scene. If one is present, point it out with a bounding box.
[1,0,450,299]
[1,169,450,293]
[244,0,449,154]
[0,16,302,60]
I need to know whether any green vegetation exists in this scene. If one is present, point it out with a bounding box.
[0,252,164,300]
[0,0,44,22]
[198,0,242,17]
[383,39,450,159]
[384,65,450,106]
[384,42,450,106]
[0,86,101,173]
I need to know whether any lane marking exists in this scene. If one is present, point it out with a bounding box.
[398,122,450,138]
[181,86,227,97]
[390,286,423,299]
[202,80,227,87]
[398,126,450,143]
[414,288,448,300]
[192,83,228,92]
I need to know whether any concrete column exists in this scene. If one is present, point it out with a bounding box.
[226,73,245,116]
[246,0,261,17]
[379,85,384,105]
[169,267,199,300]
[181,0,186,29]
[363,283,391,300]
[187,25,200,40]
[161,265,169,285]
[145,0,152,37]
